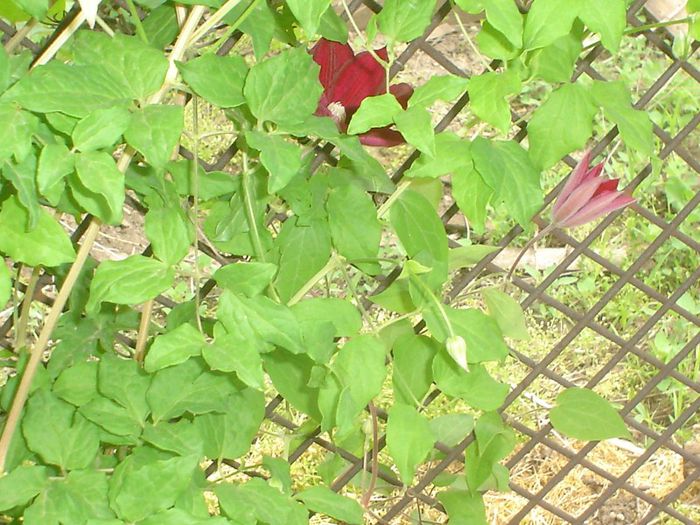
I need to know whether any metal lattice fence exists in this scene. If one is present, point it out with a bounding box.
[1,0,698,523]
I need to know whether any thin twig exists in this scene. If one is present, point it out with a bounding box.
[14,267,41,351]
[505,223,555,281]
[134,299,154,362]
[362,401,380,509]
[4,19,37,53]
[453,10,493,71]
[191,95,204,333]
[188,0,245,47]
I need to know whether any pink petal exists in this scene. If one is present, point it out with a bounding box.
[560,191,635,228]
[552,176,607,226]
[390,83,414,109]
[311,38,355,90]
[359,126,406,147]
[552,150,593,216]
[328,50,386,112]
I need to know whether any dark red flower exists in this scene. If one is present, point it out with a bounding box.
[552,150,636,228]
[311,38,413,147]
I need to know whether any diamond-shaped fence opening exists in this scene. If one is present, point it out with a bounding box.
[1,0,699,523]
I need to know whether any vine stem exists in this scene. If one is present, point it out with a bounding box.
[241,154,281,303]
[505,223,555,281]
[124,0,149,44]
[191,95,204,332]
[287,254,340,307]
[188,0,245,47]
[453,10,492,72]
[0,5,207,474]
[361,402,380,509]
[134,299,154,363]
[4,18,37,53]
[377,179,410,219]
[14,266,41,351]
[340,0,390,69]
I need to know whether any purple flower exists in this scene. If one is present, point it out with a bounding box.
[311,38,413,147]
[552,150,636,228]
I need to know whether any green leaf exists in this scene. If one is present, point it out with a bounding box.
[376,0,436,42]
[438,490,487,525]
[195,387,265,460]
[72,107,131,152]
[467,68,521,133]
[432,350,508,410]
[144,323,205,373]
[424,305,509,363]
[177,54,248,108]
[245,130,303,193]
[86,255,175,314]
[429,413,474,447]
[477,19,520,59]
[141,420,203,457]
[392,334,438,406]
[109,449,199,522]
[690,0,700,40]
[216,478,307,525]
[549,387,631,441]
[4,62,132,117]
[53,360,98,407]
[482,0,523,47]
[98,354,151,426]
[25,470,114,525]
[12,0,47,20]
[244,47,323,126]
[390,189,448,288]
[142,5,179,50]
[22,389,100,470]
[144,205,194,265]
[0,465,48,511]
[466,412,515,493]
[71,32,169,101]
[0,47,8,93]
[296,486,363,525]
[405,132,472,179]
[393,105,436,156]
[0,103,38,163]
[286,0,331,36]
[471,138,542,228]
[37,143,73,205]
[214,261,277,297]
[523,0,580,50]
[482,288,529,340]
[2,152,40,228]
[409,74,468,108]
[264,350,321,419]
[347,93,403,135]
[125,105,184,170]
[578,0,626,53]
[146,359,234,422]
[528,29,583,83]
[452,165,494,234]
[218,291,305,354]
[591,80,654,156]
[0,196,75,267]
[274,217,332,303]
[79,396,142,438]
[203,330,264,389]
[0,260,11,308]
[369,279,416,313]
[319,6,349,42]
[527,82,597,169]
[319,335,387,432]
[326,184,382,275]
[386,403,435,485]
[72,151,125,224]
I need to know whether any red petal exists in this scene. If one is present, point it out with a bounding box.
[591,178,619,197]
[328,50,386,111]
[311,38,355,90]
[359,126,406,147]
[552,176,605,226]
[390,83,414,109]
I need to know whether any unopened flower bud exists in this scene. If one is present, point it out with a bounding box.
[446,335,468,372]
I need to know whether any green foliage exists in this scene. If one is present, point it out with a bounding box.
[549,388,631,441]
[0,1,649,522]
